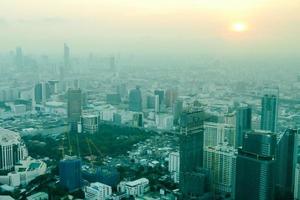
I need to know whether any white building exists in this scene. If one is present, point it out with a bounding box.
[168,152,180,183]
[81,114,100,134]
[84,182,112,200]
[294,163,300,200]
[155,114,174,130]
[203,144,237,196]
[0,157,47,187]
[0,128,28,171]
[27,192,48,200]
[204,122,235,147]
[118,178,149,197]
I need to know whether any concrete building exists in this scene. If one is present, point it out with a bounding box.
[168,152,180,183]
[67,88,82,132]
[204,144,237,197]
[261,87,279,133]
[84,182,112,200]
[59,156,82,192]
[81,114,100,134]
[0,128,28,171]
[118,178,149,197]
[235,130,277,200]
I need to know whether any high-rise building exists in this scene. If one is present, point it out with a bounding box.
[59,156,82,192]
[235,130,277,200]
[34,82,51,105]
[204,144,237,198]
[154,89,165,106]
[132,113,143,127]
[15,47,23,69]
[81,114,100,134]
[64,43,70,69]
[204,122,236,148]
[179,109,212,199]
[173,99,183,125]
[67,88,82,132]
[294,163,300,200]
[235,104,252,147]
[106,93,121,105]
[276,129,299,199]
[261,87,279,133]
[165,88,178,107]
[128,86,142,112]
[168,152,180,183]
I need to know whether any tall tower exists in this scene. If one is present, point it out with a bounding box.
[179,109,211,199]
[15,47,23,69]
[128,86,142,112]
[235,104,252,148]
[235,130,277,200]
[261,87,279,132]
[276,128,299,199]
[67,88,82,132]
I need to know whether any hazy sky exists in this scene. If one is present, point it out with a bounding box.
[1,0,299,57]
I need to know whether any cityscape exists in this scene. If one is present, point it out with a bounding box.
[0,1,300,200]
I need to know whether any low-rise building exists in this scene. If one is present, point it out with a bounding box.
[84,182,112,200]
[118,178,149,197]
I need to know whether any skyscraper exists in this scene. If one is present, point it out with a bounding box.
[173,99,183,125]
[154,89,165,106]
[67,88,82,132]
[235,104,252,147]
[59,156,82,192]
[235,130,277,200]
[64,43,70,69]
[204,144,237,198]
[128,86,142,112]
[179,109,212,199]
[261,87,279,133]
[276,128,299,199]
[15,47,23,69]
[34,82,51,105]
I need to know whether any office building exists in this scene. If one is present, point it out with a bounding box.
[84,182,112,200]
[179,109,212,199]
[294,163,300,200]
[132,113,143,127]
[34,82,51,105]
[276,129,299,199]
[204,122,236,148]
[261,87,279,132]
[59,156,82,192]
[154,89,165,106]
[204,144,237,197]
[67,88,82,132]
[129,86,142,112]
[0,128,28,171]
[173,99,183,125]
[81,114,100,134]
[235,104,252,147]
[165,88,178,107]
[168,152,180,183]
[235,130,277,200]
[15,47,23,69]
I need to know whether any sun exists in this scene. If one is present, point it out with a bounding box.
[231,22,248,32]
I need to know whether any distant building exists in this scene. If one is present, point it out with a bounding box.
[81,114,100,134]
[132,113,143,127]
[116,83,127,98]
[15,47,23,69]
[235,104,252,147]
[128,86,142,112]
[165,88,178,107]
[84,182,112,200]
[168,152,180,183]
[204,144,237,197]
[156,114,174,130]
[118,178,149,197]
[67,88,82,132]
[261,87,279,133]
[106,93,121,105]
[154,89,165,106]
[34,82,51,105]
[173,99,183,125]
[235,130,277,200]
[59,156,82,192]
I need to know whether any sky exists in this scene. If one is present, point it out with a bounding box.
[0,0,299,58]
